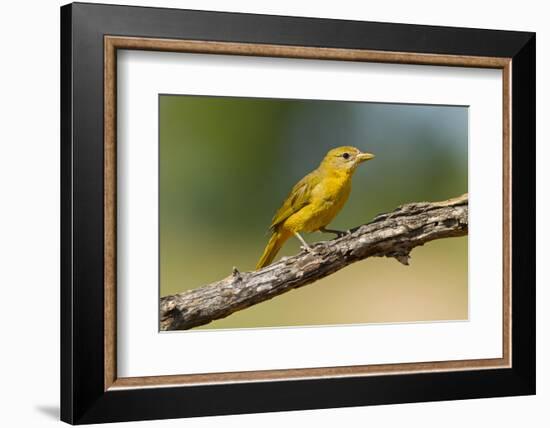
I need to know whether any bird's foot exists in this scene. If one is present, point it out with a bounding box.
[294,231,316,254]
[321,227,352,238]
[300,243,314,253]
[340,229,352,238]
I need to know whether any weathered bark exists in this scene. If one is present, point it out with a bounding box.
[160,194,468,331]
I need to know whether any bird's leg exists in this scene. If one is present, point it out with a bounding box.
[293,231,313,253]
[320,226,351,238]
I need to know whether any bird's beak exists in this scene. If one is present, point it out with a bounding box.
[356,152,375,163]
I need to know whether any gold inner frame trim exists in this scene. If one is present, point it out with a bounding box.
[104,35,512,391]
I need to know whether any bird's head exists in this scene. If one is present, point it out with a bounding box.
[320,146,375,173]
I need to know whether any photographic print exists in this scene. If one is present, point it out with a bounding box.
[159,95,468,330]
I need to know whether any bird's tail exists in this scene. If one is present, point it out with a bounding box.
[256,229,291,269]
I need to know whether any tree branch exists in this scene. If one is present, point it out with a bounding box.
[160,193,468,331]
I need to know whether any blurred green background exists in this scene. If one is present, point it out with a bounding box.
[159,95,468,330]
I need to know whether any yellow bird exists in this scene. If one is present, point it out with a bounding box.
[256,146,375,269]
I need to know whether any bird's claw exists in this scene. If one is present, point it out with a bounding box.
[320,227,351,238]
[300,244,314,253]
[337,230,352,238]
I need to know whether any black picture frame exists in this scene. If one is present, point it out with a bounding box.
[61,2,535,424]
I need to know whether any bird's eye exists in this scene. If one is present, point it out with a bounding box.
[342,152,350,160]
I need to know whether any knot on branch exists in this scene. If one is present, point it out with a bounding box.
[232,266,242,281]
[388,250,411,266]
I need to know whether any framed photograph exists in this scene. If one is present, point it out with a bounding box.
[61,2,535,424]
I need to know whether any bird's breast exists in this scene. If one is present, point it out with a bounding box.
[293,176,351,232]
[312,175,352,203]
[282,173,353,233]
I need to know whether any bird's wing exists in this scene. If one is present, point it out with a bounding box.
[269,170,321,231]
